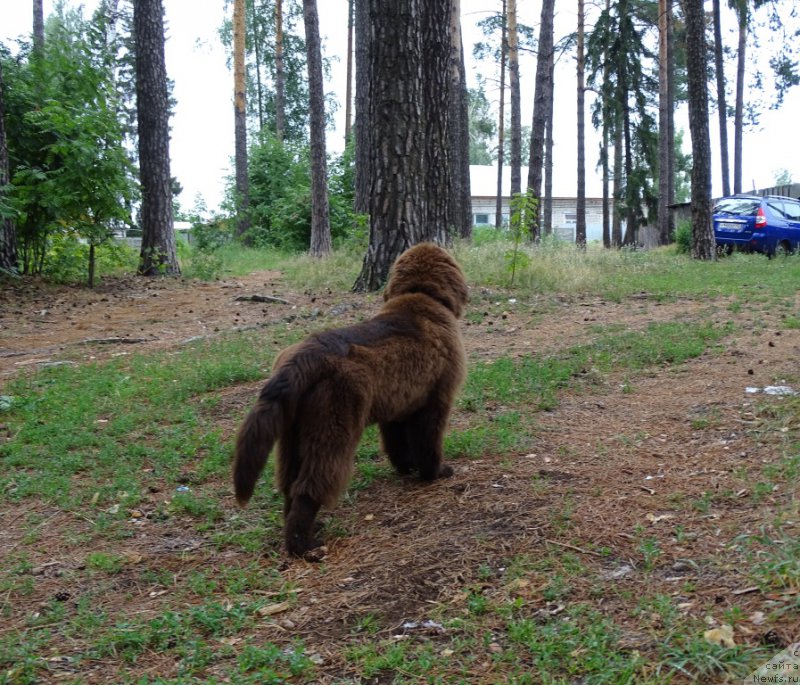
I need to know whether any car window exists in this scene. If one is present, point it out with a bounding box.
[766,201,788,219]
[714,198,759,216]
[784,201,800,220]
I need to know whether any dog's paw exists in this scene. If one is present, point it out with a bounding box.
[302,545,328,563]
[286,534,327,560]
[438,464,454,478]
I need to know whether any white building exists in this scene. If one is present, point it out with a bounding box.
[469,165,609,242]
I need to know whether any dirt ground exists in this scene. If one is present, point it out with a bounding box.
[1,270,799,683]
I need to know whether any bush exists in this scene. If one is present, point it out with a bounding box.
[240,133,359,252]
[190,217,234,252]
[673,219,692,254]
[42,234,137,284]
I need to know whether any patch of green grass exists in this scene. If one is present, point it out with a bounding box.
[461,321,727,413]
[0,329,299,510]
[85,551,125,574]
[656,632,767,682]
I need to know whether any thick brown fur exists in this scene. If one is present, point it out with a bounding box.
[233,243,468,557]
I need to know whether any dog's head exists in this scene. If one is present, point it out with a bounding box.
[383,243,468,318]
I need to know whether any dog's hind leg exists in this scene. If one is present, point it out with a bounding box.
[380,421,414,475]
[401,393,455,481]
[283,383,366,557]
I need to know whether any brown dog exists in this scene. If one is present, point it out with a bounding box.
[232,243,468,557]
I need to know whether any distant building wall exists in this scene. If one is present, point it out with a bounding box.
[471,196,610,242]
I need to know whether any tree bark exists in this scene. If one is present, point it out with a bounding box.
[303,0,331,256]
[0,62,18,274]
[233,0,250,238]
[684,0,716,260]
[494,0,506,230]
[344,0,354,145]
[601,0,612,249]
[353,0,452,291]
[612,119,623,248]
[275,0,286,142]
[733,4,746,194]
[449,0,472,240]
[507,0,521,197]
[134,0,179,276]
[657,0,672,244]
[713,0,731,197]
[420,0,452,246]
[543,47,554,237]
[251,2,265,131]
[525,0,555,241]
[33,0,45,53]
[576,0,586,248]
[666,1,675,240]
[353,0,370,216]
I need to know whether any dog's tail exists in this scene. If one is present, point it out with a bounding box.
[232,351,324,506]
[232,366,294,506]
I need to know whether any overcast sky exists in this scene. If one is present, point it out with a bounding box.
[3,1,799,214]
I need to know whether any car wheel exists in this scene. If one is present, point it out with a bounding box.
[774,240,793,258]
[716,244,733,257]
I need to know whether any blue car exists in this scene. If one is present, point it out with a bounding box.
[713,194,800,256]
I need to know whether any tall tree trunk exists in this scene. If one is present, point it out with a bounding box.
[623,100,636,245]
[619,0,636,246]
[449,0,472,240]
[134,0,179,276]
[507,0,521,197]
[354,0,370,215]
[344,0,355,145]
[233,0,250,238]
[602,0,612,249]
[353,0,452,291]
[32,0,45,53]
[733,3,746,194]
[252,3,265,131]
[543,47,554,237]
[612,120,623,248]
[602,130,610,248]
[576,0,587,248]
[525,0,555,241]
[494,0,506,230]
[0,62,17,274]
[666,1,675,241]
[303,0,331,256]
[657,0,671,244]
[713,0,730,197]
[275,0,286,142]
[420,0,452,246]
[684,0,716,260]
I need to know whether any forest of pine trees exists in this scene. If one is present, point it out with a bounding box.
[2,1,799,284]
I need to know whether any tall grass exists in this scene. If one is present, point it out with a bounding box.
[456,232,800,300]
[184,232,800,303]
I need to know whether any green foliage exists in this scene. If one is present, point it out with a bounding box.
[41,233,137,283]
[189,216,234,252]
[2,7,137,283]
[468,83,497,164]
[673,219,692,254]
[219,0,326,143]
[241,133,357,252]
[586,4,663,229]
[505,190,537,286]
